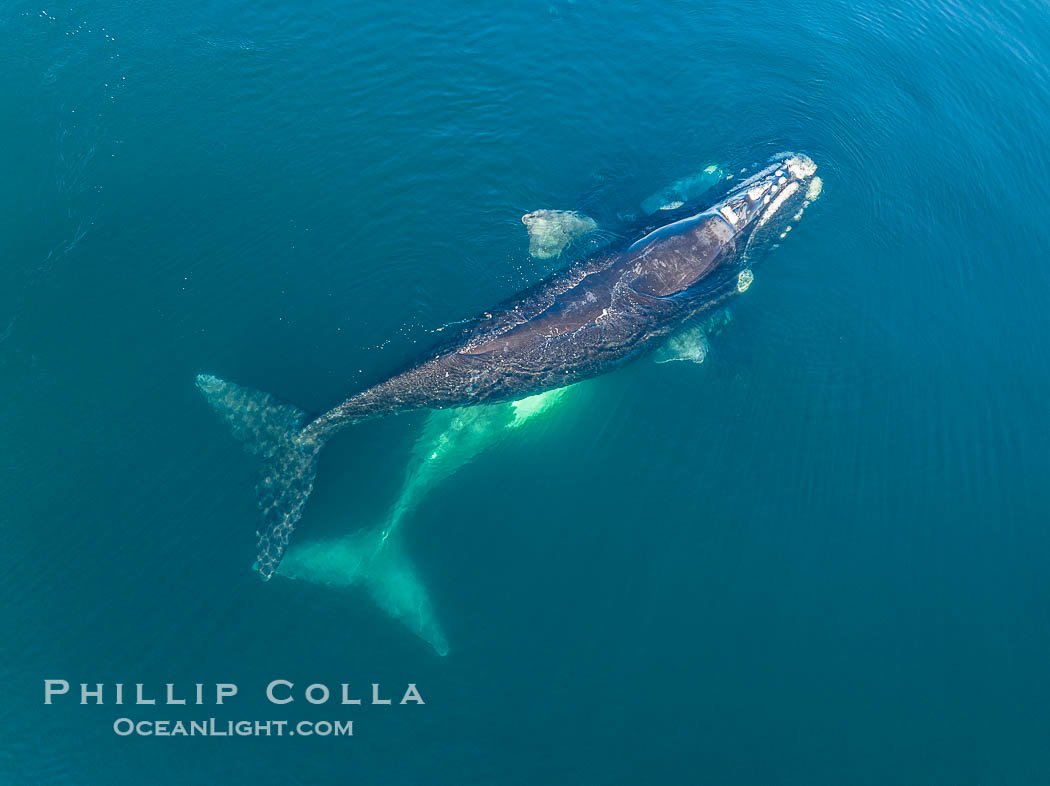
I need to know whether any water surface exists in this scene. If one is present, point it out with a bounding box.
[3,0,1050,782]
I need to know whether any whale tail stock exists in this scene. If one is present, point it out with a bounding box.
[195,373,325,580]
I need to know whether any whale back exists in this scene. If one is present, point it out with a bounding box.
[625,213,737,298]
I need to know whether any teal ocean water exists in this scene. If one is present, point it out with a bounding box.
[4,0,1050,782]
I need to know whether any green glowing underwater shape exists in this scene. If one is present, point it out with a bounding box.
[277,387,575,655]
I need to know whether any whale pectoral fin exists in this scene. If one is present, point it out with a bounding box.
[641,164,726,216]
[521,209,599,259]
[655,325,710,364]
[654,307,734,365]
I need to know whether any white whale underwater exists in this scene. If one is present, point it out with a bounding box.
[277,385,576,655]
[214,160,822,654]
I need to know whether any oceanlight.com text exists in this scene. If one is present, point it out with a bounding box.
[112,717,354,737]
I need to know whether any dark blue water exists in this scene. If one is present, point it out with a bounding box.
[4,0,1050,782]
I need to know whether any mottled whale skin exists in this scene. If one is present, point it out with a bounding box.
[197,153,820,579]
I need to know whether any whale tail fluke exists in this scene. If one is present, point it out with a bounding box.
[279,527,449,656]
[195,374,323,580]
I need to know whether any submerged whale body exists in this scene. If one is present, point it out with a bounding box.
[277,386,575,655]
[198,153,821,582]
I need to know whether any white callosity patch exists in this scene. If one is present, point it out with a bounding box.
[786,154,818,179]
[521,210,598,259]
[748,183,769,202]
[719,205,740,225]
[757,180,800,227]
[737,269,754,292]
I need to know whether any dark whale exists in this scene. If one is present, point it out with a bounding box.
[198,153,821,579]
